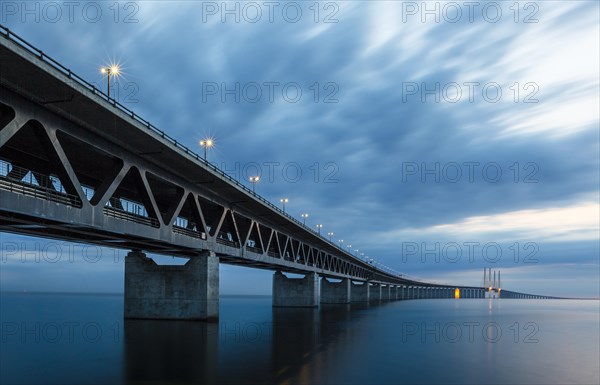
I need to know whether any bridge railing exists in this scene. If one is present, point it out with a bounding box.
[0,24,403,280]
[0,161,82,207]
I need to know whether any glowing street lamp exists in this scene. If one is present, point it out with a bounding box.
[327,232,334,241]
[316,224,323,235]
[100,64,120,98]
[280,198,289,212]
[249,176,260,193]
[301,213,309,225]
[199,138,214,160]
[338,239,344,246]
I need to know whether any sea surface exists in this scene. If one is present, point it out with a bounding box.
[0,293,598,385]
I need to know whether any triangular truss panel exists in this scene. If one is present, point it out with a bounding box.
[267,230,280,258]
[245,222,264,254]
[104,167,159,227]
[146,172,184,225]
[173,193,206,239]
[216,210,240,248]
[56,130,123,204]
[197,195,224,237]
[233,212,253,245]
[0,120,81,207]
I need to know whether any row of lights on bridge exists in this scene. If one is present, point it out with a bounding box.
[99,64,402,278]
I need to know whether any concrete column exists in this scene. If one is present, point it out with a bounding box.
[273,271,318,307]
[393,286,399,300]
[370,283,382,301]
[320,278,351,304]
[124,250,219,321]
[351,281,370,302]
[381,285,390,301]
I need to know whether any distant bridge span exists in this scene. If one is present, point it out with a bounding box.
[0,26,553,320]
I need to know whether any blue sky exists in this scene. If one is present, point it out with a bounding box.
[1,1,598,297]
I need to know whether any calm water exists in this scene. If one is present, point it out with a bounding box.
[0,293,598,385]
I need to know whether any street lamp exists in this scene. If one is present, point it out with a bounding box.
[301,213,308,225]
[249,176,260,193]
[316,224,323,235]
[338,239,344,246]
[100,64,120,98]
[280,198,289,212]
[199,138,214,160]
[327,232,334,241]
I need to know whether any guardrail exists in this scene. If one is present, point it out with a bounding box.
[0,176,82,207]
[103,206,160,228]
[173,225,207,239]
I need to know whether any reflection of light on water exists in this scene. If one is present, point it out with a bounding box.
[454,288,460,299]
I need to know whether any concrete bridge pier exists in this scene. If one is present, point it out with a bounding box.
[381,285,391,301]
[124,250,219,321]
[273,271,318,307]
[320,278,351,304]
[351,281,370,302]
[370,283,382,301]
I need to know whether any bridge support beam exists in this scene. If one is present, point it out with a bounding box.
[320,278,351,304]
[350,281,370,302]
[272,271,318,307]
[124,250,219,321]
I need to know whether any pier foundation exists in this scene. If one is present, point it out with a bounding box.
[124,250,219,321]
[272,271,318,307]
[320,278,351,304]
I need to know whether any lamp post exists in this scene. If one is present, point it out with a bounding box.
[100,65,120,98]
[301,213,308,225]
[199,138,214,160]
[249,176,260,193]
[338,239,344,247]
[327,232,334,241]
[316,224,323,235]
[280,198,288,213]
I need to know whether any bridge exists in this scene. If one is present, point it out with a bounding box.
[0,26,553,320]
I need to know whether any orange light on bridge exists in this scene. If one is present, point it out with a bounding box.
[454,288,460,299]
